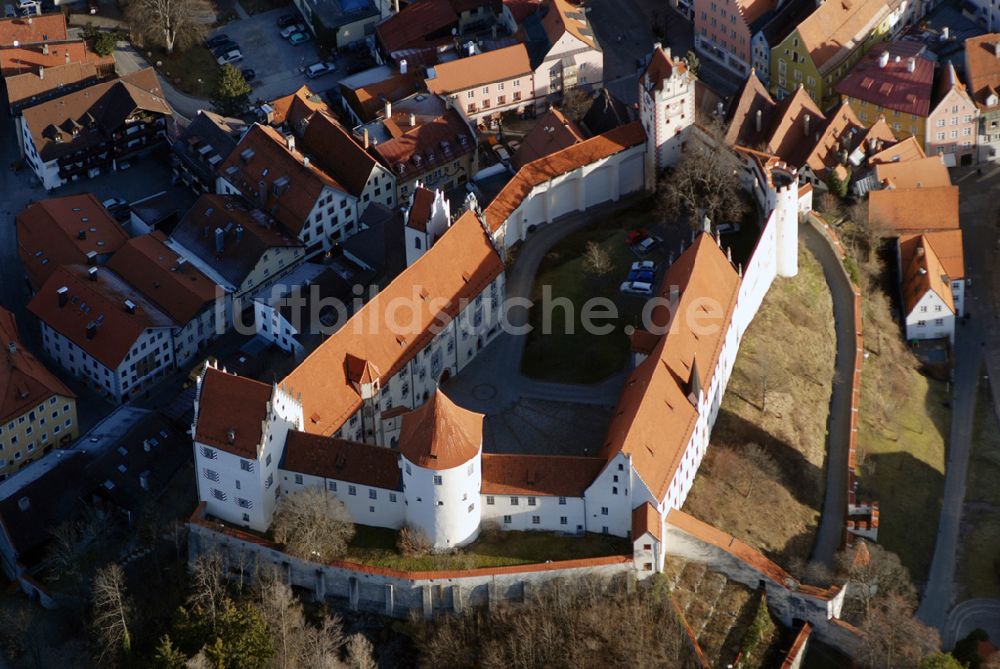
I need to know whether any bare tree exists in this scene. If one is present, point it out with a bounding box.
[272,488,355,562]
[742,443,779,499]
[397,524,432,557]
[187,551,227,634]
[582,241,614,277]
[126,0,210,55]
[558,88,593,122]
[92,564,133,664]
[859,593,939,669]
[836,541,916,619]
[656,122,748,231]
[46,507,102,587]
[346,634,377,669]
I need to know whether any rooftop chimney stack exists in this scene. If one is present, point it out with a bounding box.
[409,112,416,127]
[384,100,392,119]
[907,57,915,73]
[88,266,98,281]
[803,113,811,135]
[994,41,1000,58]
[214,227,225,254]
[57,286,68,307]
[235,224,244,243]
[286,134,295,152]
[41,43,48,55]
[7,341,16,355]
[85,322,97,339]
[38,66,43,80]
[755,108,762,132]
[879,50,889,68]
[65,49,70,64]
[123,299,136,314]
[363,127,370,149]
[400,58,408,74]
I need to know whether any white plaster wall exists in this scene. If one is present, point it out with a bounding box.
[480,493,586,533]
[905,291,954,342]
[278,469,405,530]
[402,451,482,549]
[583,453,632,536]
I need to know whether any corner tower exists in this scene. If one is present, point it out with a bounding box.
[639,43,696,175]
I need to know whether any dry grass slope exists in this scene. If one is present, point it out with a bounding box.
[683,243,836,565]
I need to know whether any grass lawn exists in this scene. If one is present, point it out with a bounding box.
[239,0,290,14]
[342,525,630,571]
[143,45,220,98]
[683,243,835,566]
[958,379,1000,599]
[520,206,659,383]
[856,270,948,584]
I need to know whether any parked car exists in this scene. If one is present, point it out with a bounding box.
[280,23,306,38]
[305,61,336,78]
[240,68,256,83]
[116,160,132,171]
[216,49,243,65]
[276,13,299,27]
[205,34,232,49]
[716,223,741,235]
[625,228,649,246]
[627,269,655,284]
[631,260,655,272]
[101,197,127,210]
[637,235,663,253]
[620,281,654,296]
[288,31,312,45]
[211,42,239,58]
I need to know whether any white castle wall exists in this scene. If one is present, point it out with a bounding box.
[279,469,405,530]
[402,451,483,549]
[481,493,588,533]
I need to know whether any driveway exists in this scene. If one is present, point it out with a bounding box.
[801,220,858,566]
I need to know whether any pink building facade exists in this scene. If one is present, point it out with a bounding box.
[926,64,979,167]
[694,0,766,76]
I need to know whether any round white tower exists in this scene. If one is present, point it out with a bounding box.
[400,390,483,550]
[773,167,799,278]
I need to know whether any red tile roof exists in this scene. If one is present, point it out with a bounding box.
[281,210,503,436]
[370,107,476,183]
[965,33,1000,107]
[541,0,597,50]
[632,502,662,542]
[106,232,218,325]
[0,15,67,47]
[267,84,330,128]
[600,234,740,501]
[0,307,74,424]
[899,229,963,280]
[406,186,436,232]
[481,453,606,495]
[376,0,458,55]
[4,61,100,110]
[511,107,585,170]
[724,69,777,148]
[868,186,959,233]
[27,265,173,370]
[0,39,112,76]
[400,390,483,470]
[300,111,379,198]
[282,431,402,489]
[835,42,934,116]
[642,45,687,93]
[194,367,272,459]
[425,43,532,94]
[867,134,925,164]
[484,121,646,232]
[794,0,889,72]
[16,193,129,291]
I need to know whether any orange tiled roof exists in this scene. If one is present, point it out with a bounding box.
[281,210,503,436]
[0,39,112,76]
[106,232,218,325]
[724,69,777,148]
[600,234,740,501]
[341,70,421,123]
[764,86,826,166]
[4,61,100,109]
[899,234,955,314]
[195,367,272,458]
[875,155,950,189]
[965,34,1000,107]
[804,100,863,173]
[0,307,74,424]
[794,0,889,72]
[425,43,532,94]
[399,390,482,470]
[484,121,646,232]
[369,107,476,183]
[300,111,379,198]
[868,186,959,232]
[642,45,687,93]
[511,107,585,170]
[867,134,924,164]
[0,15,67,47]
[900,229,964,280]
[16,193,129,291]
[541,0,597,50]
[268,84,330,129]
[282,431,403,490]
[481,453,606,495]
[632,502,662,542]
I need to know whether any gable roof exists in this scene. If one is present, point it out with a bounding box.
[511,107,585,170]
[169,194,302,289]
[804,99,863,172]
[725,69,777,148]
[268,84,330,129]
[27,265,174,370]
[281,210,503,436]
[899,234,955,314]
[219,123,347,235]
[641,45,687,93]
[965,33,1000,107]
[764,85,826,166]
[425,43,532,94]
[632,502,662,542]
[867,134,924,164]
[899,229,964,281]
[16,193,129,291]
[600,234,740,501]
[376,0,458,55]
[406,186,436,232]
[194,367,272,459]
[0,307,74,424]
[481,453,606,496]
[105,232,218,325]
[484,121,646,232]
[868,186,960,232]
[794,0,889,72]
[282,431,403,490]
[399,390,483,470]
[172,110,246,186]
[0,39,112,76]
[369,107,477,183]
[5,61,100,111]
[874,155,950,189]
[340,70,421,123]
[835,41,934,116]
[300,111,379,197]
[0,15,67,47]
[541,0,597,50]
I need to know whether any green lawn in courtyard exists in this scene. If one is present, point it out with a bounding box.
[520,206,658,384]
[342,525,630,571]
[143,45,220,98]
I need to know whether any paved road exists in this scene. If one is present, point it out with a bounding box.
[444,195,643,415]
[801,221,858,566]
[115,46,210,123]
[919,165,1000,631]
[944,598,1000,649]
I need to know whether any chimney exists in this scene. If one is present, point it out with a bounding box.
[878,50,889,68]
[942,26,950,40]
[7,341,15,355]
[409,112,416,127]
[803,113,811,135]
[400,58,408,74]
[384,100,392,119]
[214,227,225,253]
[85,321,97,339]
[65,49,70,64]
[755,108,762,132]
[123,299,136,314]
[917,245,925,257]
[363,127,370,149]
[17,497,29,512]
[57,286,68,307]
[869,136,877,151]
[906,57,915,73]
[87,266,98,281]
[995,42,1000,58]
[303,156,310,167]
[286,134,295,152]
[42,43,48,55]
[235,224,244,243]
[226,428,237,444]
[77,229,86,240]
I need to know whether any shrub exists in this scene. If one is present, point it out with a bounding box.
[397,525,432,557]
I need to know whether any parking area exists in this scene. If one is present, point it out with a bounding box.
[206,7,343,102]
